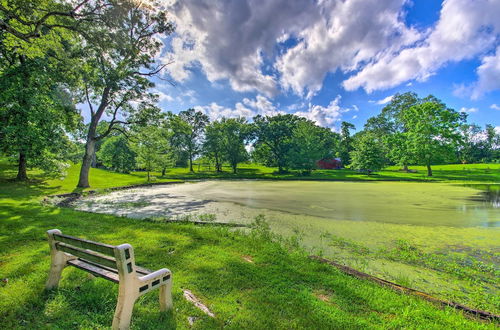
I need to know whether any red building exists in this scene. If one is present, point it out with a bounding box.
[316,158,342,169]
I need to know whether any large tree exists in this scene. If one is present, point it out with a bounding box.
[253,114,306,173]
[96,134,136,173]
[364,92,420,171]
[169,109,209,172]
[402,100,465,176]
[338,121,355,166]
[75,1,173,187]
[350,132,386,175]
[0,56,80,180]
[203,120,225,172]
[219,117,252,174]
[288,121,339,175]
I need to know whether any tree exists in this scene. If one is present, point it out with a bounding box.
[132,126,172,181]
[350,132,386,174]
[288,121,339,175]
[0,0,106,44]
[203,121,225,172]
[364,92,420,171]
[219,118,251,174]
[97,135,136,173]
[0,56,80,180]
[76,1,174,187]
[253,114,306,173]
[169,109,209,172]
[338,121,355,166]
[402,100,465,176]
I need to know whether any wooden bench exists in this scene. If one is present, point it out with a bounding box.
[45,229,173,330]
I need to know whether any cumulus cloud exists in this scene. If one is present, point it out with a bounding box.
[277,0,420,98]
[471,47,500,99]
[195,102,254,121]
[163,0,318,97]
[295,95,353,128]
[491,104,500,110]
[194,94,284,121]
[163,0,500,99]
[343,0,500,93]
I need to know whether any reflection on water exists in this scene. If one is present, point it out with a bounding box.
[464,184,500,208]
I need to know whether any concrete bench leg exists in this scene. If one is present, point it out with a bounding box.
[112,289,137,330]
[46,229,66,289]
[159,280,173,312]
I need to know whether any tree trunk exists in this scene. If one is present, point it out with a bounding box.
[161,167,166,176]
[232,163,237,174]
[189,153,194,172]
[77,86,111,188]
[147,170,150,181]
[426,163,432,177]
[77,138,96,188]
[402,163,409,172]
[16,152,28,180]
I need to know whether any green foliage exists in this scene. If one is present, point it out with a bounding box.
[402,100,465,176]
[253,114,308,173]
[169,109,209,172]
[97,135,136,173]
[132,126,173,181]
[288,121,339,174]
[203,121,225,172]
[350,132,386,174]
[338,121,355,165]
[218,117,252,173]
[0,56,81,178]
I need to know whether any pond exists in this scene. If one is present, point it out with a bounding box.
[75,181,499,227]
[72,180,500,312]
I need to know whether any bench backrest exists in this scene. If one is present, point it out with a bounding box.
[47,230,137,280]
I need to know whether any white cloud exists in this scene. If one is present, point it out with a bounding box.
[277,0,420,98]
[163,0,500,99]
[156,90,174,103]
[471,47,500,99]
[375,95,394,105]
[193,94,284,121]
[491,104,500,110]
[163,0,318,97]
[195,102,255,121]
[459,107,478,114]
[343,0,500,93]
[295,95,353,128]
[242,95,284,116]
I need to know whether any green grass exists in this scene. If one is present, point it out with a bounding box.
[0,160,497,328]
[158,162,500,183]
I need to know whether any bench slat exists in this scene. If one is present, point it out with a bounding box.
[54,233,115,256]
[80,259,152,276]
[67,259,119,283]
[56,242,117,269]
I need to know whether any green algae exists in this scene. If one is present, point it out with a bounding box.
[74,180,500,313]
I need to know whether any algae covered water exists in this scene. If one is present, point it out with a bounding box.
[73,180,500,312]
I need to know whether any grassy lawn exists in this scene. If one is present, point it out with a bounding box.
[0,160,497,328]
[158,162,500,183]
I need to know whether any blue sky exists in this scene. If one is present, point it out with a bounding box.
[151,0,500,132]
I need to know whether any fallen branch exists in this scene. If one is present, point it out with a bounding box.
[183,289,215,317]
[309,255,499,321]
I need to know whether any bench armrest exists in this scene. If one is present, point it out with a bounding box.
[138,268,171,283]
